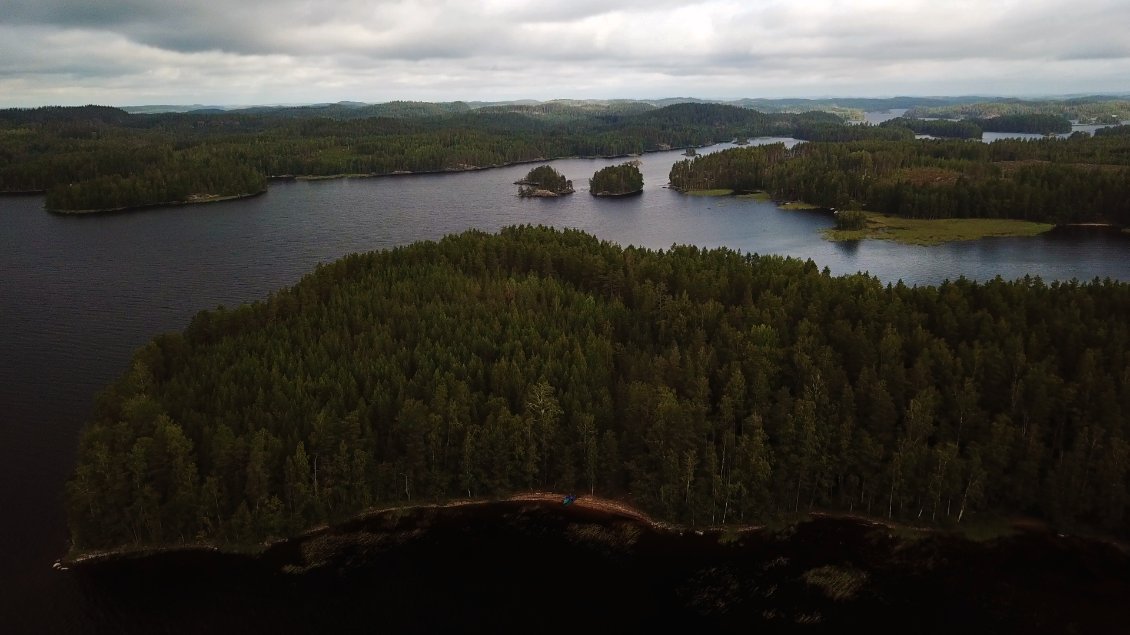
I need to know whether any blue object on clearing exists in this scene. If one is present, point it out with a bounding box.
[563,494,578,506]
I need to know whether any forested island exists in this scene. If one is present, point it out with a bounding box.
[516,165,573,197]
[589,161,644,196]
[668,136,1130,226]
[66,226,1130,552]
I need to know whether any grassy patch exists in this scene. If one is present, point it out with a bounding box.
[684,189,735,196]
[779,201,823,210]
[801,565,869,601]
[822,211,1054,245]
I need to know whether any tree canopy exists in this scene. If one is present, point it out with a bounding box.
[67,226,1130,551]
[668,137,1130,224]
[518,165,573,197]
[589,162,644,196]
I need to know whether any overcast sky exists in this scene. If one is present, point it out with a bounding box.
[2,0,1129,107]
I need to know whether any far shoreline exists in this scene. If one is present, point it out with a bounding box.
[21,142,729,214]
[45,189,268,215]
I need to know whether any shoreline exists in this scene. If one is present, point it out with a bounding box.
[0,189,48,195]
[58,491,1125,569]
[591,189,643,197]
[55,492,1130,633]
[46,189,268,215]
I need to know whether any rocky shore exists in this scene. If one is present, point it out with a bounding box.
[62,494,1130,634]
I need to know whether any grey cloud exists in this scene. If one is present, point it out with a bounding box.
[0,0,1128,106]
[3,0,168,27]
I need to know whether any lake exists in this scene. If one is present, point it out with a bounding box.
[1,140,1128,631]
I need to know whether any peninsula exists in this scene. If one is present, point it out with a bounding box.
[66,227,1130,555]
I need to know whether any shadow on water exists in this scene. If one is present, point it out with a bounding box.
[1045,224,1130,240]
[832,238,862,256]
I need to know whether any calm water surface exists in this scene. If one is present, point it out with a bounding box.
[1,141,1128,631]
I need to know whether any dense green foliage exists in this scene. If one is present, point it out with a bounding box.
[1095,124,1130,137]
[0,103,842,211]
[45,160,265,211]
[880,117,983,139]
[589,162,644,196]
[793,123,914,142]
[973,114,1072,135]
[517,165,573,197]
[834,210,868,230]
[668,137,1130,224]
[67,227,1130,550]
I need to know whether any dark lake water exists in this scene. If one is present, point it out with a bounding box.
[1,140,1128,631]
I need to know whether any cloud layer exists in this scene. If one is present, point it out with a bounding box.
[2,0,1128,106]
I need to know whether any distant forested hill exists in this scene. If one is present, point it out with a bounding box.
[67,226,1130,551]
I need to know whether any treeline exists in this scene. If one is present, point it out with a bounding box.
[880,117,983,139]
[878,114,1071,137]
[1,103,848,211]
[668,137,1130,224]
[67,227,1130,550]
[1095,124,1130,137]
[973,114,1072,135]
[589,162,644,196]
[793,122,913,142]
[45,159,265,211]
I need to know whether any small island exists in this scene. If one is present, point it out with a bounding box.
[589,161,644,197]
[516,165,574,197]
